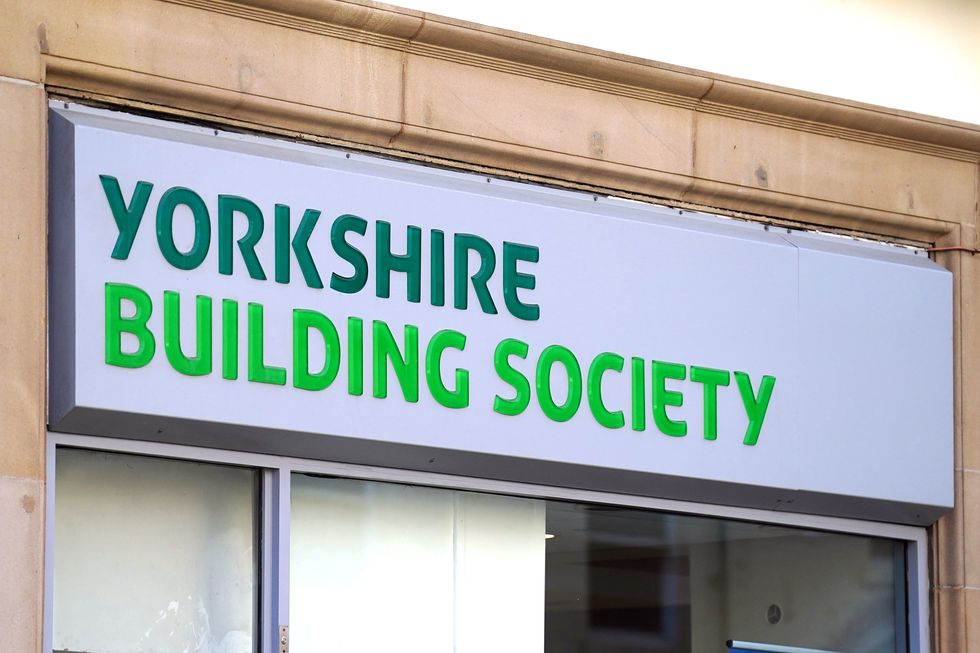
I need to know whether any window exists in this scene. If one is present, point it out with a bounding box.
[53,448,259,653]
[290,475,544,653]
[48,438,918,653]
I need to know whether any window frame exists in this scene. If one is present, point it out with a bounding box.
[43,430,930,653]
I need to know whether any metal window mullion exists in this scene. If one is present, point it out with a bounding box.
[277,465,291,652]
[907,532,930,653]
[261,469,275,653]
[262,465,291,653]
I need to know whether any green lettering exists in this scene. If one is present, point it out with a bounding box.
[431,229,445,307]
[735,372,776,446]
[454,233,497,315]
[163,291,212,376]
[293,309,341,391]
[275,205,323,288]
[502,242,539,321]
[222,299,238,380]
[275,204,289,284]
[425,329,468,409]
[104,282,155,368]
[100,175,152,260]
[372,321,419,402]
[156,187,210,270]
[631,357,646,432]
[218,195,266,280]
[587,352,625,429]
[493,338,530,416]
[690,366,730,441]
[330,215,369,294]
[652,360,687,437]
[247,302,285,385]
[536,345,582,423]
[376,221,421,303]
[348,316,364,396]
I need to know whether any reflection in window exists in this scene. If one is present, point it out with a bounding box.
[544,502,905,653]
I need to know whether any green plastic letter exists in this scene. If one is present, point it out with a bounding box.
[156,187,210,270]
[376,221,422,303]
[163,291,212,376]
[293,309,341,391]
[218,195,266,280]
[275,204,289,284]
[247,303,286,385]
[690,366,730,441]
[372,321,419,402]
[502,242,539,321]
[454,234,498,315]
[536,345,582,423]
[275,205,323,288]
[587,352,625,429]
[348,317,364,396]
[425,329,469,409]
[493,338,530,416]
[431,229,446,307]
[631,357,646,432]
[735,372,776,446]
[652,360,687,437]
[100,175,153,260]
[330,215,369,294]
[105,282,155,368]
[222,299,238,380]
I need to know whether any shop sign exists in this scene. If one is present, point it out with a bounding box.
[48,106,953,523]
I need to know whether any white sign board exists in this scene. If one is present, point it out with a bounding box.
[48,105,953,524]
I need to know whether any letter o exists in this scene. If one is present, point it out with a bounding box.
[156,187,211,270]
[536,344,582,422]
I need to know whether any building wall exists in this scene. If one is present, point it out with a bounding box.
[1,0,978,650]
[392,0,980,126]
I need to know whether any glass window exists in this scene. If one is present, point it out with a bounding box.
[544,500,905,653]
[53,448,259,653]
[290,474,546,653]
[51,449,908,653]
[290,475,906,653]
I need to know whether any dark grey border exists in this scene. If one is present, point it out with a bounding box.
[51,405,945,526]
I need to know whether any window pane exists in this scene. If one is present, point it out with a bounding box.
[54,448,258,653]
[290,475,545,653]
[544,501,905,653]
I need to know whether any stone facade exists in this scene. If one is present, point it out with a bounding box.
[2,1,978,650]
